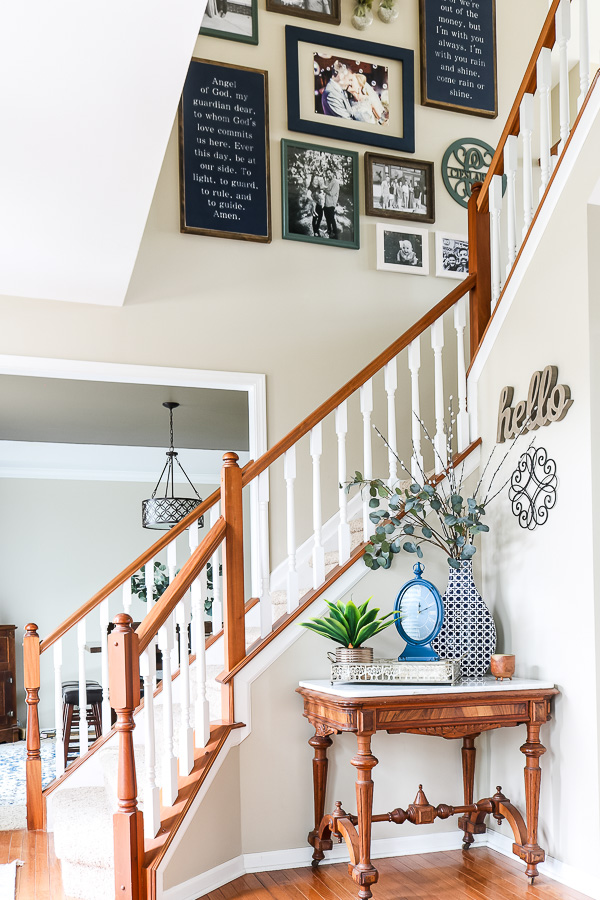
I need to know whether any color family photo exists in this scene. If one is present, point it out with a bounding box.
[314,54,390,126]
[376,224,429,274]
[282,140,359,249]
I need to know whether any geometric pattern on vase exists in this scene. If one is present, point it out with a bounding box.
[431,559,497,679]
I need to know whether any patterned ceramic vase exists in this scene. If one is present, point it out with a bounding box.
[431,560,496,679]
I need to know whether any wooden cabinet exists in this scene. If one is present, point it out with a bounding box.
[0,626,19,743]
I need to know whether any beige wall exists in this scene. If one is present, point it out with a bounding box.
[474,107,600,874]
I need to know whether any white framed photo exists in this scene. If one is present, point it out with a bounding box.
[376,224,429,275]
[435,232,469,279]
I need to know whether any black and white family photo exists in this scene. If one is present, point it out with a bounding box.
[376,224,429,274]
[266,0,339,23]
[436,233,469,279]
[314,55,390,126]
[200,0,257,43]
[282,141,359,249]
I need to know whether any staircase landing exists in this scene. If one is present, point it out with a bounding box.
[2,829,65,900]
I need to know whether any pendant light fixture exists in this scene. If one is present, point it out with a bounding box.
[142,402,203,530]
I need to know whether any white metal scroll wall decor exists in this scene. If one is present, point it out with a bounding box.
[497,365,572,443]
[508,446,558,530]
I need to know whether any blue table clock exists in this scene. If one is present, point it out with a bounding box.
[394,563,444,662]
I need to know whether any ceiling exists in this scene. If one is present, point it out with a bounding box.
[0,376,249,451]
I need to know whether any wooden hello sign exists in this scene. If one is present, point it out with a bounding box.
[497,365,572,443]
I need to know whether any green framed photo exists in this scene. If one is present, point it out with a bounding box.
[199,0,258,45]
[281,139,359,249]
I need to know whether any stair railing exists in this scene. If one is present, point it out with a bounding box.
[470,0,592,339]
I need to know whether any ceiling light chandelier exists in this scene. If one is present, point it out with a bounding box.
[142,402,203,530]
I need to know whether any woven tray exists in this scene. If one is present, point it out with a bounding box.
[330,657,462,685]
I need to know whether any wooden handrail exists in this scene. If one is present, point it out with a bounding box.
[136,516,226,654]
[241,275,475,488]
[477,0,564,214]
[39,471,254,654]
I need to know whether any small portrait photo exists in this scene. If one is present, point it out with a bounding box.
[200,0,258,44]
[282,139,359,249]
[435,232,469,279]
[266,0,340,25]
[376,224,429,275]
[314,54,390,127]
[365,153,434,223]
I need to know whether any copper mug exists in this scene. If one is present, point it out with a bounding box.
[490,654,515,681]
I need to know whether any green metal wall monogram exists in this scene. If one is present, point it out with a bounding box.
[441,137,496,208]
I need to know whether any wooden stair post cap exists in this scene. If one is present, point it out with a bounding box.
[222,452,240,467]
[25,623,39,635]
[112,612,133,631]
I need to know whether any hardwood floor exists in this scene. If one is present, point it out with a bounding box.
[199,849,593,900]
[0,830,65,900]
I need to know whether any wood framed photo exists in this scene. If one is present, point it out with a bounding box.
[376,224,429,275]
[285,25,415,152]
[364,153,434,223]
[178,58,271,243]
[199,0,258,45]
[435,232,468,279]
[419,0,497,118]
[266,0,340,26]
[281,139,359,249]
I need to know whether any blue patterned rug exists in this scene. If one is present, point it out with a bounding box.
[0,739,56,806]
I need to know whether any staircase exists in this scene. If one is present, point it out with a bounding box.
[17,1,597,897]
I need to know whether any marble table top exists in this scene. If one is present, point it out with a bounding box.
[298,676,557,699]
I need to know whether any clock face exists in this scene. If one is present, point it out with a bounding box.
[395,582,441,645]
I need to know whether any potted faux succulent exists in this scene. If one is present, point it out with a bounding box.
[301,598,398,664]
[377,0,398,24]
[352,0,373,30]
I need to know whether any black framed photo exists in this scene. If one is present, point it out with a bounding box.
[178,58,271,243]
[364,153,434,223]
[200,0,258,45]
[266,0,340,26]
[285,25,415,152]
[281,139,359,249]
[419,0,497,118]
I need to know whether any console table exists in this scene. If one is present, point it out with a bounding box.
[298,678,558,900]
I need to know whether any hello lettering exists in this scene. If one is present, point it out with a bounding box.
[496,365,573,443]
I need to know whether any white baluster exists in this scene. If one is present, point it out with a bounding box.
[53,640,64,778]
[99,598,111,735]
[310,423,325,588]
[122,579,132,615]
[578,0,590,111]
[453,297,469,453]
[209,503,222,633]
[157,614,178,807]
[192,571,210,749]
[140,647,160,838]
[176,593,194,776]
[489,174,503,306]
[384,359,398,486]
[186,525,199,663]
[167,540,177,583]
[520,93,534,238]
[556,0,571,153]
[431,320,447,474]
[360,379,374,542]
[284,447,299,613]
[77,619,88,757]
[145,558,155,605]
[537,47,552,199]
[407,338,423,481]
[335,401,351,566]
[503,134,518,273]
[258,470,272,638]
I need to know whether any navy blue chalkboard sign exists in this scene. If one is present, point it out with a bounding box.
[179,58,271,242]
[419,0,497,119]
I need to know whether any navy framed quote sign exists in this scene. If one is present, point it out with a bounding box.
[419,0,497,118]
[178,58,271,242]
[285,26,415,153]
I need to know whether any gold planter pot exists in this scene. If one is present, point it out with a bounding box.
[327,646,374,665]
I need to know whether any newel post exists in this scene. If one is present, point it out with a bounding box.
[468,182,492,360]
[24,623,43,831]
[221,452,246,721]
[109,613,143,900]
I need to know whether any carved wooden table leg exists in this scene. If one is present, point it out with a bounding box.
[308,727,334,865]
[517,723,547,882]
[460,734,479,848]
[349,733,379,900]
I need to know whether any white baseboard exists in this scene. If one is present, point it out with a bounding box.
[162,827,600,900]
